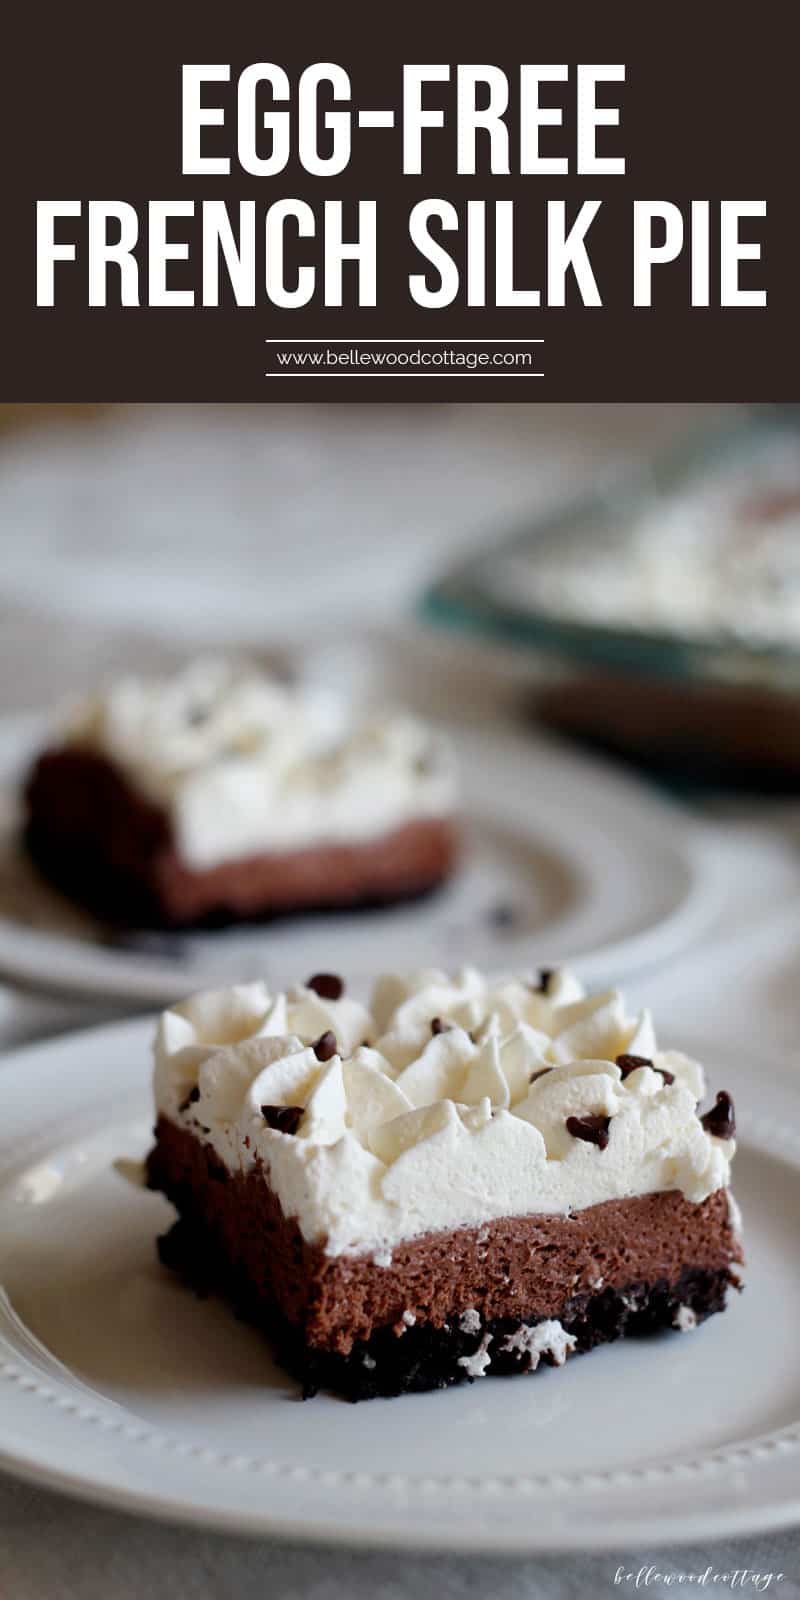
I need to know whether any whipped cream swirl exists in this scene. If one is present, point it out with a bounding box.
[64,659,455,868]
[153,967,736,1259]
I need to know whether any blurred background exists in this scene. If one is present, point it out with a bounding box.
[0,402,735,704]
[2,400,800,786]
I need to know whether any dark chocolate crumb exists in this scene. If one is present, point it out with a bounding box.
[700,1091,736,1140]
[261,1104,305,1136]
[179,1084,201,1112]
[566,1114,612,1149]
[306,972,344,1000]
[656,1067,675,1085]
[534,968,554,995]
[430,1017,453,1036]
[313,1030,338,1062]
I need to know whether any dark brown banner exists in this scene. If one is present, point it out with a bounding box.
[2,1,792,399]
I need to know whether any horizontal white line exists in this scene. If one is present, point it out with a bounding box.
[357,109,395,128]
[264,372,545,378]
[265,338,544,344]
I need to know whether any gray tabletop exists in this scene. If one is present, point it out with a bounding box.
[1,1472,797,1600]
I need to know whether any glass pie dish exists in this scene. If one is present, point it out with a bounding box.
[425,408,800,785]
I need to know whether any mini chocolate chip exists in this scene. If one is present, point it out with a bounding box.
[616,1053,674,1086]
[700,1091,736,1140]
[261,1104,304,1136]
[430,1017,452,1036]
[178,1084,201,1112]
[616,1053,654,1078]
[313,1030,337,1062]
[534,968,554,995]
[566,1114,611,1149]
[306,972,344,1000]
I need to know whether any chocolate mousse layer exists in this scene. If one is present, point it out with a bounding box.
[147,1116,743,1400]
[24,747,458,928]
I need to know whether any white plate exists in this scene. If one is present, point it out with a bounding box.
[0,714,707,1005]
[0,1016,796,1552]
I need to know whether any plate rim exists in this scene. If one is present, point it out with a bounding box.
[0,1441,799,1555]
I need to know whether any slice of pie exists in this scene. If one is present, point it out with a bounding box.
[146,965,742,1399]
[24,659,457,928]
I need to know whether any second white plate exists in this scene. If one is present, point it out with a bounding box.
[0,714,706,1005]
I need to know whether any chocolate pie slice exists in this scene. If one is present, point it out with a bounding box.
[24,659,458,927]
[145,965,743,1399]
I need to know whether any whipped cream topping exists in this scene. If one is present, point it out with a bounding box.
[64,659,455,868]
[153,967,736,1259]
